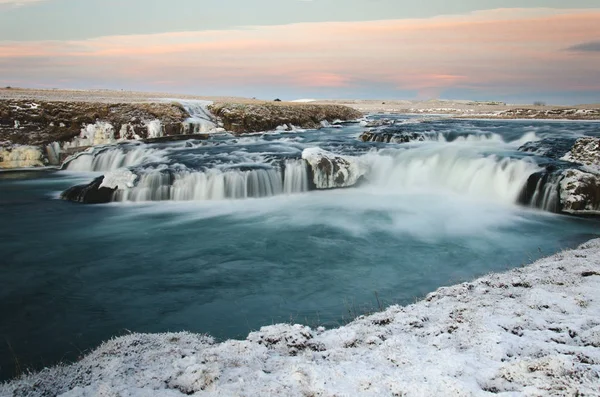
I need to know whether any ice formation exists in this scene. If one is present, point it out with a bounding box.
[64,122,117,149]
[3,239,600,396]
[0,145,45,168]
[99,169,138,190]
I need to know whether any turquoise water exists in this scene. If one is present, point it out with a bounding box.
[1,117,599,381]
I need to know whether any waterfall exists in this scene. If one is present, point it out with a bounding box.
[283,159,310,194]
[111,159,310,202]
[364,147,540,204]
[64,146,166,172]
[175,100,218,133]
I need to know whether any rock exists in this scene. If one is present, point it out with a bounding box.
[208,102,362,134]
[0,100,188,147]
[494,108,600,120]
[360,131,427,143]
[302,147,366,189]
[60,176,116,204]
[518,166,600,215]
[561,137,600,170]
[560,169,600,214]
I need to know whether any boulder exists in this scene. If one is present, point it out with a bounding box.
[60,176,116,204]
[302,148,366,189]
[560,169,600,214]
[561,137,600,170]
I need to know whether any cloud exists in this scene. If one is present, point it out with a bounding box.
[0,8,599,99]
[566,40,600,52]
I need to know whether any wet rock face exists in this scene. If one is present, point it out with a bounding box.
[208,102,362,133]
[0,100,188,147]
[60,176,116,204]
[562,137,600,170]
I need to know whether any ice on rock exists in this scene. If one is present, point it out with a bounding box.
[99,168,138,190]
[0,145,45,168]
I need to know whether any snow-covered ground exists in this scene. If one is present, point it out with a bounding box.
[3,239,600,396]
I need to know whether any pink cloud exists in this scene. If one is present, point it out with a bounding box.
[0,8,599,96]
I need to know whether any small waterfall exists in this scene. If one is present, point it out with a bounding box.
[529,172,562,212]
[64,146,166,172]
[176,100,217,133]
[112,159,310,202]
[283,159,310,193]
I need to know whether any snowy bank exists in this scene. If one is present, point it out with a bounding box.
[3,240,600,396]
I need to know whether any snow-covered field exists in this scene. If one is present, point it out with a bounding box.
[3,239,600,396]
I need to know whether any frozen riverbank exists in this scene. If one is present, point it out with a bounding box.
[3,238,599,396]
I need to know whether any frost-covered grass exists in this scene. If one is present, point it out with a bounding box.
[2,240,600,396]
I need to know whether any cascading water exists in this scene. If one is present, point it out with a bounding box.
[171,100,218,133]
[111,159,310,202]
[64,146,166,172]
[526,171,562,213]
[363,146,541,204]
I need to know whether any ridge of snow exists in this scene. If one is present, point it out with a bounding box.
[3,240,600,396]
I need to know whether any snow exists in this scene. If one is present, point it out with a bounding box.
[3,239,600,396]
[99,168,138,190]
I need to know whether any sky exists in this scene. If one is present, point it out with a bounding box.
[0,0,599,104]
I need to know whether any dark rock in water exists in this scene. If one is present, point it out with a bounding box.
[562,137,600,169]
[142,134,210,144]
[360,131,426,144]
[60,176,115,204]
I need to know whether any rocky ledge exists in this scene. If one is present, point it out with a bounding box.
[0,98,361,169]
[488,108,600,120]
[208,102,362,133]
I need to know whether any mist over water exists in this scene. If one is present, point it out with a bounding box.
[1,116,599,381]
